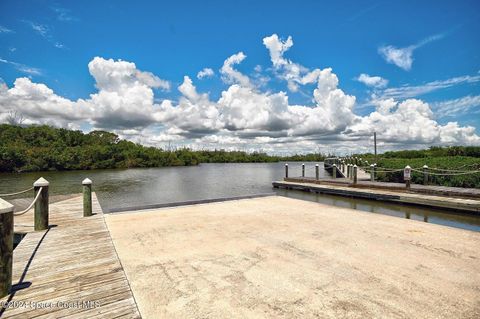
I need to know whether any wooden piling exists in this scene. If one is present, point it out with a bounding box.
[34,177,49,231]
[285,164,289,178]
[83,178,93,217]
[404,166,412,189]
[423,165,429,185]
[315,164,319,180]
[302,163,305,177]
[332,164,337,179]
[353,165,358,184]
[370,164,375,182]
[0,199,13,298]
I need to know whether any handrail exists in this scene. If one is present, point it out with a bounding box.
[14,187,43,216]
[0,187,34,197]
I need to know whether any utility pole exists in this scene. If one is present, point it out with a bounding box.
[374,132,377,164]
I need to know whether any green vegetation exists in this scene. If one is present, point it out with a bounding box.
[356,147,480,188]
[0,124,325,173]
[197,150,325,163]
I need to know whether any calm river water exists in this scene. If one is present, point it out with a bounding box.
[1,162,479,231]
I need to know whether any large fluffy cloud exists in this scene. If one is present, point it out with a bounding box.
[0,78,85,128]
[0,35,479,153]
[347,98,480,144]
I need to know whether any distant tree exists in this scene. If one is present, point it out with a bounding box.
[6,110,25,126]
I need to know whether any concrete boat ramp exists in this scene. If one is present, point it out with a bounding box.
[2,193,479,318]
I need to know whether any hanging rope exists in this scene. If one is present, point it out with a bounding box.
[419,167,478,173]
[411,168,480,176]
[296,161,480,177]
[14,187,43,216]
[0,187,34,197]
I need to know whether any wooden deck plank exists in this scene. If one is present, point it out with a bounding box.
[0,194,141,318]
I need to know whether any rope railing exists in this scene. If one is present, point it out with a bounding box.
[14,187,43,216]
[284,160,479,192]
[0,187,34,197]
[411,168,480,176]
[418,167,478,173]
[371,168,404,173]
[1,178,53,298]
[348,162,479,176]
[369,167,480,175]
[287,160,480,185]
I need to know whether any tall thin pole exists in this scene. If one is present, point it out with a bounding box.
[374,132,377,164]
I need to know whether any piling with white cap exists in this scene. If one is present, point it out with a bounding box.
[34,177,49,231]
[82,178,93,217]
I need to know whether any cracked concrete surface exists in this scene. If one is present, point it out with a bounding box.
[104,196,480,318]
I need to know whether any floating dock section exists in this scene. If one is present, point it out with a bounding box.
[273,180,480,213]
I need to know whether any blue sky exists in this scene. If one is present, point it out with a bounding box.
[1,0,479,154]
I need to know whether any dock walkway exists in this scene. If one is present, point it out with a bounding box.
[284,177,480,199]
[273,180,480,213]
[0,194,141,318]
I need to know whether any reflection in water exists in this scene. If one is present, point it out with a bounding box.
[274,189,480,232]
[0,162,479,232]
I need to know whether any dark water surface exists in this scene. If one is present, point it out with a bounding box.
[1,162,479,231]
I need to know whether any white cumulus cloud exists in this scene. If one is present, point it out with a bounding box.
[197,68,214,79]
[220,52,252,87]
[0,34,478,153]
[356,73,388,88]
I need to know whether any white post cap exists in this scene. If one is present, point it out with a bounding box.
[82,178,93,185]
[285,163,288,166]
[0,198,14,214]
[354,164,357,167]
[405,165,411,169]
[370,164,374,167]
[333,163,336,167]
[315,164,319,167]
[34,177,49,187]
[423,165,428,169]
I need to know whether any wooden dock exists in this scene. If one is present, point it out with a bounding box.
[284,176,480,199]
[273,180,480,213]
[0,194,141,318]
